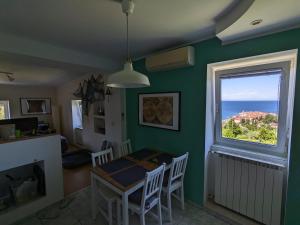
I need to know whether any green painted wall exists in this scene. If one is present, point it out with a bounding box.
[126,28,300,224]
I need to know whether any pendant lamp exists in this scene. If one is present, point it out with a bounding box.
[106,0,150,88]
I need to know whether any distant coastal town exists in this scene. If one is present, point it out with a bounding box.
[222,111,278,145]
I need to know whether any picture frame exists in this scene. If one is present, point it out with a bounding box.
[138,92,180,131]
[20,98,52,115]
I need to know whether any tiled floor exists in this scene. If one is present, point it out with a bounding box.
[13,186,230,225]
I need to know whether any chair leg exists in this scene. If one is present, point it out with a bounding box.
[181,186,185,210]
[157,200,163,225]
[140,214,146,225]
[117,200,121,225]
[130,209,135,215]
[108,201,113,225]
[167,192,172,222]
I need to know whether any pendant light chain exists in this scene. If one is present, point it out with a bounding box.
[126,13,130,62]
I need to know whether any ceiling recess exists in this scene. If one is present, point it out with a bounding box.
[216,0,300,44]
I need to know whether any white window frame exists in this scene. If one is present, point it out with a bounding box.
[203,49,297,205]
[0,100,10,120]
[214,62,290,156]
[205,50,297,159]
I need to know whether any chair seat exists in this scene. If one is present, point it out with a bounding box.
[96,181,119,200]
[128,188,157,210]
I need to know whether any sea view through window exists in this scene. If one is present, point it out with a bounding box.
[220,72,281,145]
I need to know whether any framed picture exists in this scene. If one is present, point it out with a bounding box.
[20,98,51,115]
[139,92,180,131]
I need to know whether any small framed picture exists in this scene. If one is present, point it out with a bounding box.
[20,98,51,115]
[139,92,180,131]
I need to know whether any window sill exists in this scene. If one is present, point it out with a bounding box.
[210,144,287,168]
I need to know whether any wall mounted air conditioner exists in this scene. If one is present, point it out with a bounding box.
[145,46,195,72]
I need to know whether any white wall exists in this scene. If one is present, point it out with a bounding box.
[0,84,57,127]
[56,74,124,152]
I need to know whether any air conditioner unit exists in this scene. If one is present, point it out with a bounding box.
[145,46,195,72]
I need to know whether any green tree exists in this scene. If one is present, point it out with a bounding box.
[258,127,277,144]
[223,119,242,138]
[241,118,246,125]
[223,128,235,138]
[263,114,278,124]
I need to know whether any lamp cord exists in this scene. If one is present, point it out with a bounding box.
[126,13,130,62]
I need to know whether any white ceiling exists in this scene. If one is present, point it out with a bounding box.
[0,53,99,86]
[0,0,237,61]
[0,0,299,86]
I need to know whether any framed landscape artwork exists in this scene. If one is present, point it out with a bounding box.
[139,92,180,130]
[20,98,52,115]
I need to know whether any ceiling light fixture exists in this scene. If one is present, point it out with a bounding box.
[106,0,150,88]
[0,71,15,82]
[250,19,263,26]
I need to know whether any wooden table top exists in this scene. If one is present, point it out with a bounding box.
[91,148,175,192]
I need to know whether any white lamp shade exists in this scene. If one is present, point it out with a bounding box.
[106,62,150,88]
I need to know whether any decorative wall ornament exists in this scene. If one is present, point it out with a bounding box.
[73,74,105,115]
[105,87,112,103]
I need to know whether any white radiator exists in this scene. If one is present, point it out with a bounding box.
[213,152,284,225]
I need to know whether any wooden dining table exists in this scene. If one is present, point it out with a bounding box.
[90,148,175,225]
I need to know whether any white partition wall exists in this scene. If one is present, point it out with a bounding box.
[0,135,64,225]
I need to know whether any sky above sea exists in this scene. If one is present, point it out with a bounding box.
[221,73,281,101]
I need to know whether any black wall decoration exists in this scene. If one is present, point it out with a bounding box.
[73,74,105,115]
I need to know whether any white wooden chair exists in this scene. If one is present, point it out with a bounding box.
[162,152,189,222]
[119,139,132,157]
[117,164,166,225]
[91,148,119,225]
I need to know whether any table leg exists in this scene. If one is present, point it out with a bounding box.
[122,192,129,225]
[91,173,96,220]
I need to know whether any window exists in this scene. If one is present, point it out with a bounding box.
[71,100,82,129]
[215,62,291,154]
[0,100,10,120]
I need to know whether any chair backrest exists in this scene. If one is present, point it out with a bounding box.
[119,139,132,157]
[141,163,165,209]
[91,148,113,167]
[101,140,113,151]
[167,152,189,187]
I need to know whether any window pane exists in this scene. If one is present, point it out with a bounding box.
[221,73,281,145]
[0,101,10,120]
[71,100,83,129]
[0,104,5,120]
